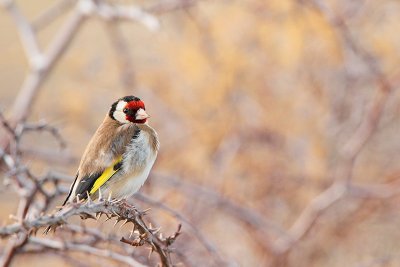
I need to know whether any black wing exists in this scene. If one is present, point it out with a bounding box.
[74,172,103,200]
[62,172,79,206]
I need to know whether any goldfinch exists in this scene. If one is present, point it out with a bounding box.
[63,95,159,204]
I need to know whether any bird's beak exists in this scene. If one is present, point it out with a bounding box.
[136,108,150,120]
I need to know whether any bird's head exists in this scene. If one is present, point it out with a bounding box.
[109,96,150,124]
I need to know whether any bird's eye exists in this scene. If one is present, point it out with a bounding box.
[123,108,128,113]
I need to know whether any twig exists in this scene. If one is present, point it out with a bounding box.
[20,121,67,149]
[32,0,76,31]
[29,236,148,267]
[135,193,230,267]
[1,0,42,66]
[0,234,28,267]
[93,1,159,31]
[10,7,85,124]
[105,21,136,92]
[145,0,198,15]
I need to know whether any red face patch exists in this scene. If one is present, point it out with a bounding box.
[126,100,145,110]
[125,100,147,123]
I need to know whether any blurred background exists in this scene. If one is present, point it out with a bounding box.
[1,0,400,266]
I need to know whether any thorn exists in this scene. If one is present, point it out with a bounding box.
[98,188,103,201]
[147,246,155,259]
[151,227,161,234]
[129,228,135,238]
[9,215,18,221]
[86,191,92,203]
[30,227,39,236]
[142,208,151,214]
[119,219,129,229]
[112,198,121,204]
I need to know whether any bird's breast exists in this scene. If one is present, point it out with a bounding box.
[106,128,158,198]
[122,129,157,173]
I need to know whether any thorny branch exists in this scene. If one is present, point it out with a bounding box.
[0,1,220,266]
[0,198,180,266]
[135,193,229,266]
[0,109,198,267]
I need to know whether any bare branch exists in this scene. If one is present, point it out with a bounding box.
[105,21,136,92]
[93,2,160,31]
[10,9,85,124]
[32,0,76,31]
[1,0,43,66]
[145,0,198,15]
[29,236,148,267]
[0,234,28,267]
[135,193,230,267]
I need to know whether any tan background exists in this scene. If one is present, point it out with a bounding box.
[1,0,400,266]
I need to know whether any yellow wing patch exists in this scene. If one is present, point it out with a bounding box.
[90,156,122,195]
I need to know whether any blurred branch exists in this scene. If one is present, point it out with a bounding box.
[270,0,398,259]
[349,180,400,199]
[32,0,77,31]
[9,9,85,125]
[21,148,77,165]
[106,21,136,92]
[0,234,28,267]
[135,193,230,267]
[17,120,67,149]
[1,0,42,64]
[145,0,198,15]
[29,236,148,267]
[93,1,159,30]
[150,172,287,254]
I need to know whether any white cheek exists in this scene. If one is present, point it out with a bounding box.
[116,101,127,111]
[114,111,129,124]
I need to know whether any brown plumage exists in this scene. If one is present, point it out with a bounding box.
[45,96,158,234]
[64,96,159,204]
[78,116,134,176]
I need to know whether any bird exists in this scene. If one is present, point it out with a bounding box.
[46,96,159,230]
